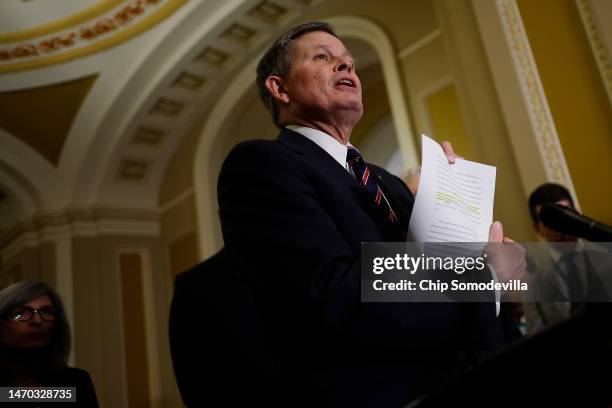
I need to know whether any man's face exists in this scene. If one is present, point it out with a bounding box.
[534,198,577,242]
[282,31,363,126]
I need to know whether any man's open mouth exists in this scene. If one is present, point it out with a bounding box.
[335,78,356,88]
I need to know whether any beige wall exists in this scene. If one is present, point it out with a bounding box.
[70,236,108,404]
[433,0,536,241]
[427,84,475,160]
[120,252,151,408]
[0,242,56,287]
[351,63,391,149]
[517,0,612,225]
[161,194,201,278]
[159,126,200,207]
[71,233,176,407]
[400,35,451,142]
[318,0,438,51]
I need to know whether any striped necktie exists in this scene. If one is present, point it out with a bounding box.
[346,146,402,232]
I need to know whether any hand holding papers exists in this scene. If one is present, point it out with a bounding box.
[408,135,496,244]
[408,135,526,287]
[486,222,527,284]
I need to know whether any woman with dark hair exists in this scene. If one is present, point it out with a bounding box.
[0,281,99,407]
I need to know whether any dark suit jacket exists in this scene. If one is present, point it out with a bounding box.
[217,128,503,407]
[169,249,275,407]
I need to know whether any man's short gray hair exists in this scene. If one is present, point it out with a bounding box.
[256,21,338,128]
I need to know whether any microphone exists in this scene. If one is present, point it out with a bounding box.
[539,203,612,242]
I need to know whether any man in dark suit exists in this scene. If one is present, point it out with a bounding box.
[169,249,276,406]
[217,21,510,407]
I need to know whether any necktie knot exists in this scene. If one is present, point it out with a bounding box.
[346,146,362,165]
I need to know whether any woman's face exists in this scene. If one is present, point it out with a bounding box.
[0,295,56,349]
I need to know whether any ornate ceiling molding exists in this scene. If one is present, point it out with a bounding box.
[576,0,612,108]
[1,204,160,262]
[85,0,311,207]
[0,0,124,43]
[0,0,187,73]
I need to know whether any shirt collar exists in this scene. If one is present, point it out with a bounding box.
[286,125,349,170]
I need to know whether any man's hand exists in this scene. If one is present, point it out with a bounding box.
[440,141,463,164]
[486,221,527,283]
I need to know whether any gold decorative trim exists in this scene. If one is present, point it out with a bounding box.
[576,0,612,108]
[0,0,125,44]
[497,0,575,190]
[0,0,187,73]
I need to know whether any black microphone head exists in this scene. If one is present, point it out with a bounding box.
[540,203,612,241]
[539,203,586,237]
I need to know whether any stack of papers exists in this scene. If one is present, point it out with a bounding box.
[408,135,496,243]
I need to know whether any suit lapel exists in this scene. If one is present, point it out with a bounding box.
[277,128,406,240]
[277,129,375,213]
[277,128,357,189]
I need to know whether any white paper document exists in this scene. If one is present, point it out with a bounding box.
[408,134,496,243]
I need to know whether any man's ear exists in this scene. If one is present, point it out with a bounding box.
[265,75,290,104]
[534,221,547,239]
[534,222,542,235]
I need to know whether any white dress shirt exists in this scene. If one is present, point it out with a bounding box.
[286,125,352,173]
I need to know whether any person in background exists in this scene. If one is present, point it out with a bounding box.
[0,281,99,407]
[529,183,577,244]
[524,183,578,332]
[169,248,275,406]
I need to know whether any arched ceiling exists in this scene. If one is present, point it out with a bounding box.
[0,0,439,230]
[0,74,97,165]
